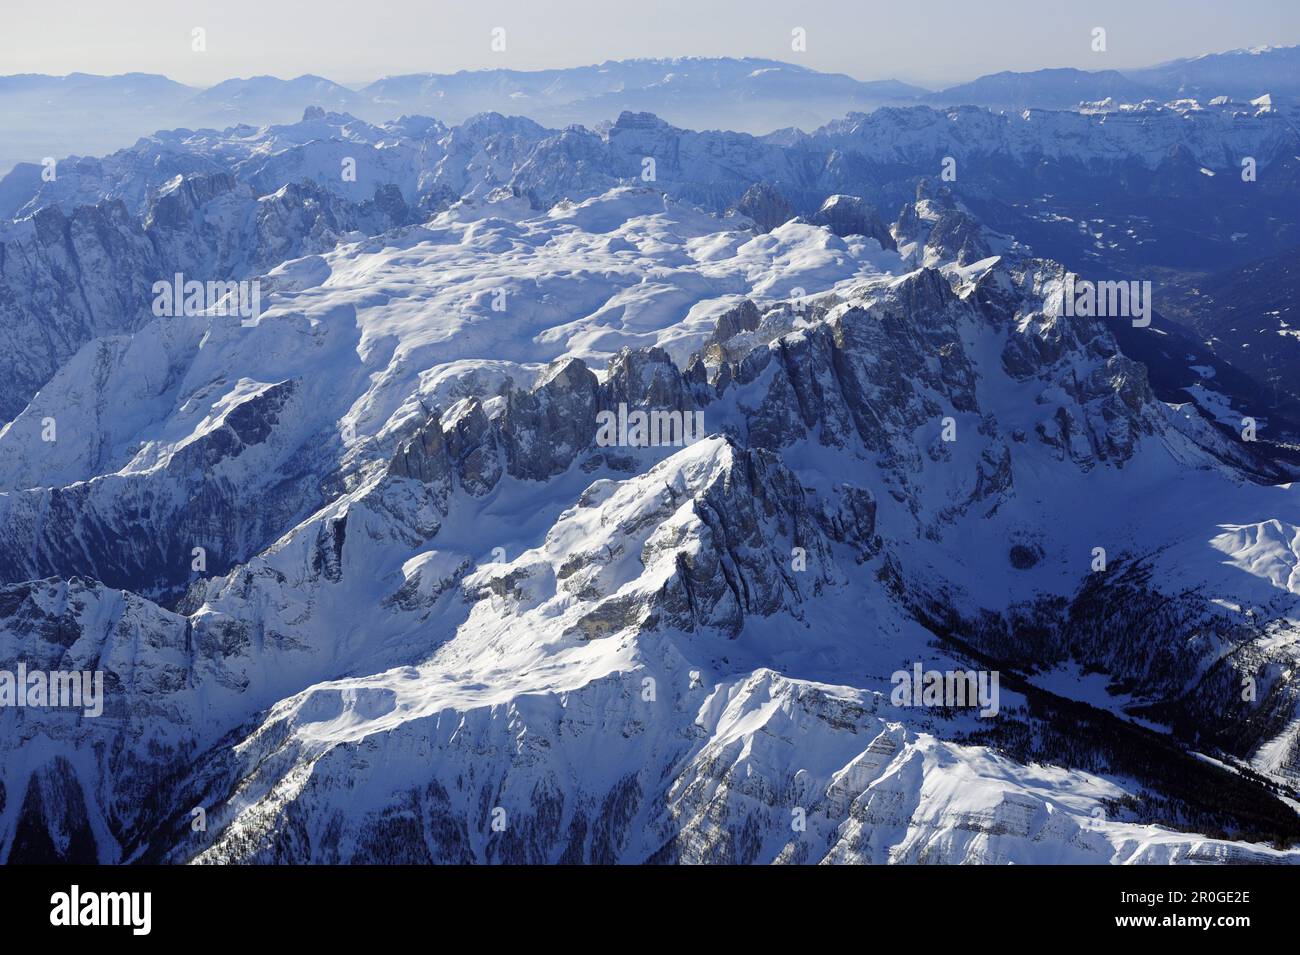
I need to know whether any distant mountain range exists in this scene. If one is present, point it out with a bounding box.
[929,45,1300,110]
[2,45,1298,174]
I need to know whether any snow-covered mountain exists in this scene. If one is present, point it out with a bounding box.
[931,45,1300,111]
[0,167,419,423]
[799,99,1298,172]
[0,59,923,177]
[1127,45,1300,101]
[5,44,1297,178]
[929,68,1159,111]
[9,96,1295,223]
[3,166,1300,863]
[4,43,1300,864]
[4,95,1296,430]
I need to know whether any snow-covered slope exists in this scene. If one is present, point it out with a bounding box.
[3,172,1300,865]
[4,97,1294,432]
[0,169,418,422]
[0,188,894,598]
[1127,45,1300,101]
[801,100,1298,172]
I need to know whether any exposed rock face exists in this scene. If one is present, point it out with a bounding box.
[733,182,795,233]
[721,270,981,469]
[706,299,762,346]
[602,347,701,417]
[0,378,319,602]
[891,179,995,267]
[554,439,849,639]
[0,200,166,421]
[926,209,992,265]
[501,359,601,481]
[810,194,897,250]
[143,173,419,279]
[0,174,419,421]
[893,200,922,243]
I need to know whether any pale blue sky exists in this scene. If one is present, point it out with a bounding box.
[3,0,1299,88]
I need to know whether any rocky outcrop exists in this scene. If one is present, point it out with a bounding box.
[810,194,897,250]
[732,183,795,233]
[0,175,420,422]
[926,209,992,266]
[0,200,166,421]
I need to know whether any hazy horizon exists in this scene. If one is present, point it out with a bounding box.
[4,0,1299,89]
